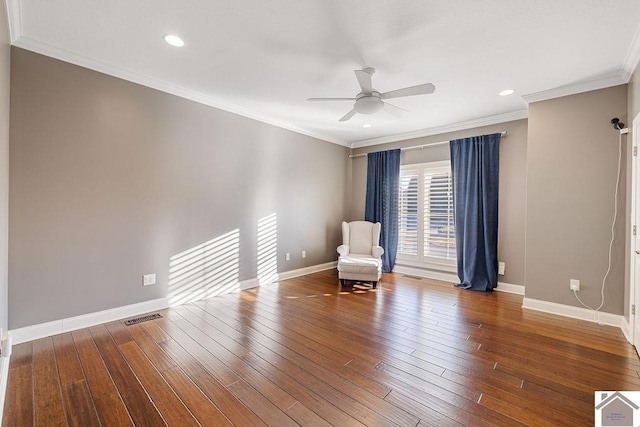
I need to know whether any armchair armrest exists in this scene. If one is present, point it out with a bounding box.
[372,246,384,258]
[337,245,350,257]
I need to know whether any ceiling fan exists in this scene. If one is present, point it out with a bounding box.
[307,67,435,122]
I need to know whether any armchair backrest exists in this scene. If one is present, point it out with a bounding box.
[342,221,381,255]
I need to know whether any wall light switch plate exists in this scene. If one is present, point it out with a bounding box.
[143,273,156,286]
[302,250,306,258]
[285,253,290,261]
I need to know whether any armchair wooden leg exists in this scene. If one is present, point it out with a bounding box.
[372,281,377,289]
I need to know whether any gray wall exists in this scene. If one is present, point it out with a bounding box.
[526,85,628,314]
[0,3,9,339]
[9,48,349,329]
[350,119,528,287]
[7,44,635,330]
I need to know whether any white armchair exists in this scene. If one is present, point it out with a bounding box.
[337,221,384,288]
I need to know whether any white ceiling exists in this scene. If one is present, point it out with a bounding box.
[6,0,640,147]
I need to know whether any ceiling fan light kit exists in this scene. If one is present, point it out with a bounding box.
[163,34,184,47]
[354,93,384,114]
[308,67,435,122]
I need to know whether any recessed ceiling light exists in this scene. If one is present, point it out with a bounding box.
[164,34,184,47]
[363,123,372,128]
[499,89,515,96]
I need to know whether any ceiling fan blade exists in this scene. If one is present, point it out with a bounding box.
[383,102,408,118]
[381,83,435,99]
[307,97,356,102]
[339,109,357,122]
[354,69,374,93]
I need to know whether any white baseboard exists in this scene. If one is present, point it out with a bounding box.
[9,297,169,345]
[278,261,337,281]
[622,316,632,344]
[0,355,8,424]
[392,264,459,283]
[522,297,624,328]
[392,265,525,296]
[239,278,259,290]
[496,281,525,295]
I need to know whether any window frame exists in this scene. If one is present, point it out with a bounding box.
[397,160,457,272]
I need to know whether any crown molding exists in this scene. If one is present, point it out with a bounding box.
[521,70,627,104]
[5,0,22,43]
[622,23,640,81]
[349,109,528,149]
[10,2,638,149]
[11,36,350,147]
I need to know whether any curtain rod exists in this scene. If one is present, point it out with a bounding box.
[348,131,507,159]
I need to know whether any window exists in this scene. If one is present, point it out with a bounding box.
[398,161,456,267]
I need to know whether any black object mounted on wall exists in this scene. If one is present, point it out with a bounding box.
[611,117,625,130]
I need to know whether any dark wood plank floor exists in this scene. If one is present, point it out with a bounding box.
[3,270,639,426]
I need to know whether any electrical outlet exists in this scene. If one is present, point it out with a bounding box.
[498,262,505,275]
[570,279,580,291]
[302,250,306,258]
[285,253,290,261]
[143,273,156,286]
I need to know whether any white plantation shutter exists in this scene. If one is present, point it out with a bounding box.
[398,170,419,257]
[398,161,456,264]
[423,167,456,260]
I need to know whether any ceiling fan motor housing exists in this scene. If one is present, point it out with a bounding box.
[354,92,383,114]
[307,69,435,121]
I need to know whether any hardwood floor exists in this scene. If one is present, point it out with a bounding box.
[3,270,639,426]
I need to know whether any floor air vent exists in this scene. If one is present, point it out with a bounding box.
[403,275,423,280]
[124,313,162,326]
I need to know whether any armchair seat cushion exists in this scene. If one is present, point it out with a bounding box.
[337,255,382,275]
